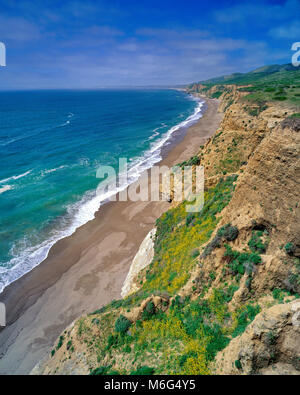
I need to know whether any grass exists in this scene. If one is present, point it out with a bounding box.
[55,174,265,375]
[141,175,238,294]
[84,282,260,375]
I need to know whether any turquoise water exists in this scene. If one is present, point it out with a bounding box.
[0,89,203,292]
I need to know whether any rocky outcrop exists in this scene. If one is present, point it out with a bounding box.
[281,117,300,132]
[213,300,300,375]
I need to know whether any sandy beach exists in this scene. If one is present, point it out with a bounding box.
[0,97,222,375]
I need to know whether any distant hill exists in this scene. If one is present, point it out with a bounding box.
[188,63,300,105]
[194,63,298,86]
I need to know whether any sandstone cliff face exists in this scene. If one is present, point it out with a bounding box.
[176,87,300,375]
[35,85,300,376]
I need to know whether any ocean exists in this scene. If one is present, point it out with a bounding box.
[0,89,204,292]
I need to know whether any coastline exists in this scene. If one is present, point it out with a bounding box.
[0,97,222,375]
[0,91,203,295]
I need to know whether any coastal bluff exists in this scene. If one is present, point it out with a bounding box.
[33,67,300,375]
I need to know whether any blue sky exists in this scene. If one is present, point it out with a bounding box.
[0,0,299,89]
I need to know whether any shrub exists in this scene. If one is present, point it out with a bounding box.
[209,271,216,281]
[106,334,119,350]
[124,345,131,353]
[273,96,287,101]
[186,214,195,227]
[284,242,295,256]
[142,301,156,320]
[130,366,155,375]
[272,288,284,302]
[201,235,222,258]
[264,87,276,92]
[66,340,72,351]
[115,315,132,334]
[232,304,261,337]
[224,245,261,275]
[56,335,64,350]
[92,318,100,325]
[266,331,277,346]
[218,224,239,242]
[235,360,242,370]
[90,366,109,375]
[178,156,200,168]
[202,224,239,259]
[248,230,268,254]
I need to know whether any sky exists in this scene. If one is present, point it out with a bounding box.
[0,0,299,89]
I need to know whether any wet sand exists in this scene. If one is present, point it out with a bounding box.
[0,97,222,375]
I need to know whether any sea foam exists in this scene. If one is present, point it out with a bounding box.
[0,95,205,294]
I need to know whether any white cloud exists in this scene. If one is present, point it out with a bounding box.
[269,21,300,39]
[0,15,40,42]
[215,0,299,23]
[136,28,210,39]
[0,13,288,89]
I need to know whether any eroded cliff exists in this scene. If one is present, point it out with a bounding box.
[33,72,300,376]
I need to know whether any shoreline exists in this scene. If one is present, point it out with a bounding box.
[0,92,203,295]
[0,97,222,375]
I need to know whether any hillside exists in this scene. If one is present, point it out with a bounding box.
[191,63,299,88]
[33,64,300,376]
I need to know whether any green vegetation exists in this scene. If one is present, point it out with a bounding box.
[217,224,239,242]
[177,156,200,168]
[83,283,260,375]
[248,230,269,254]
[189,63,300,105]
[130,366,155,375]
[56,335,64,351]
[243,102,268,116]
[272,288,285,303]
[191,248,200,258]
[284,242,295,256]
[60,174,265,375]
[141,301,156,320]
[47,63,300,376]
[66,340,72,351]
[90,366,120,375]
[202,223,239,258]
[211,91,223,99]
[235,360,242,370]
[115,315,132,334]
[224,244,261,277]
[142,175,238,294]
